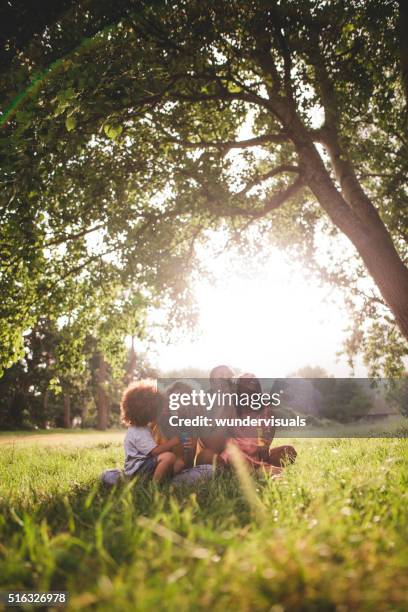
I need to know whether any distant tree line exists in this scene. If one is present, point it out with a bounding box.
[280,366,408,421]
[0,317,157,430]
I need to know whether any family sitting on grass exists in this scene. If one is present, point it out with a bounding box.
[120,365,297,484]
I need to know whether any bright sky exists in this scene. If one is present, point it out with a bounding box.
[132,108,370,377]
[138,238,368,378]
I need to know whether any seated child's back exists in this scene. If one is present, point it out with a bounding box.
[124,424,158,477]
[121,379,184,482]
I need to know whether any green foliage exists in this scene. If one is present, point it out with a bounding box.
[289,365,332,378]
[0,315,156,430]
[387,376,408,417]
[0,432,407,609]
[314,379,373,422]
[1,0,407,378]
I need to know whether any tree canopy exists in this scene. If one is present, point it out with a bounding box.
[1,0,407,378]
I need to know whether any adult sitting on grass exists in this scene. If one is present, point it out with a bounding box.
[197,371,297,471]
[220,373,297,472]
[195,364,237,466]
[121,380,185,483]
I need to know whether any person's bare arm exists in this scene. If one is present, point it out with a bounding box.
[260,428,276,445]
[150,436,180,456]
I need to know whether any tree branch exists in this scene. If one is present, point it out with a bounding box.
[270,10,294,99]
[237,165,299,197]
[44,224,105,248]
[308,40,389,228]
[227,175,305,217]
[398,0,408,111]
[169,89,273,112]
[162,132,289,150]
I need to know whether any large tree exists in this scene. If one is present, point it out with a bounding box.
[1,0,407,375]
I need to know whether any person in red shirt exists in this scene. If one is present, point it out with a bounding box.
[219,373,297,474]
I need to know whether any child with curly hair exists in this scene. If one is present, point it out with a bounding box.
[120,379,184,482]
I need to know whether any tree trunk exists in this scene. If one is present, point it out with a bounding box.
[63,393,71,428]
[262,70,408,342]
[299,142,408,340]
[42,389,49,428]
[96,352,109,430]
[126,335,137,384]
[81,401,88,427]
[356,235,408,339]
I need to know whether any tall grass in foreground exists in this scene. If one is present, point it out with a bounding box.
[0,434,407,611]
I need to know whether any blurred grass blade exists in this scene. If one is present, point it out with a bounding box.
[226,442,266,519]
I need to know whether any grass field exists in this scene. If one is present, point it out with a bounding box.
[0,431,407,611]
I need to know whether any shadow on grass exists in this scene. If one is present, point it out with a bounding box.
[0,469,257,594]
[4,467,255,533]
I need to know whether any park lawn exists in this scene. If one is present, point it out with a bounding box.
[0,432,407,611]
[0,429,124,448]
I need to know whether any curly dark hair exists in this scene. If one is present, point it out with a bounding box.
[120,379,163,427]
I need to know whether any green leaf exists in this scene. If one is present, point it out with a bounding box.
[58,87,76,102]
[65,116,77,131]
[103,124,123,139]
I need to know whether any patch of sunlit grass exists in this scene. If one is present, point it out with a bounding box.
[0,433,407,610]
